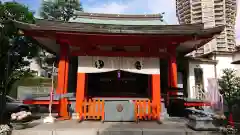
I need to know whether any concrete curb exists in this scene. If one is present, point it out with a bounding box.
[12,128,218,135]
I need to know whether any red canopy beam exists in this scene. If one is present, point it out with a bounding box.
[71,50,170,58]
[23,30,219,43]
[57,32,192,47]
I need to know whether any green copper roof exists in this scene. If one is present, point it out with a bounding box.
[69,18,165,25]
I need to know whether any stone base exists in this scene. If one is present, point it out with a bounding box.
[160,99,169,121]
[187,115,218,131]
[11,119,222,135]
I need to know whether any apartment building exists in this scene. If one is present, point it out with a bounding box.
[176,0,237,56]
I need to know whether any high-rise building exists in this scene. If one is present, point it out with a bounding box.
[176,0,237,56]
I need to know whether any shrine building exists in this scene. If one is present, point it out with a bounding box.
[14,12,224,121]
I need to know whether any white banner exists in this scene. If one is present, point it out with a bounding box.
[120,57,160,74]
[77,56,160,74]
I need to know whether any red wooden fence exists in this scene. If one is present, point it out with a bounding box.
[77,99,105,121]
[134,100,161,121]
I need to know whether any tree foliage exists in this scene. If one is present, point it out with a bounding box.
[40,0,83,21]
[39,0,83,72]
[0,2,39,93]
[218,68,240,110]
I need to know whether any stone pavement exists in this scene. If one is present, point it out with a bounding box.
[11,118,222,135]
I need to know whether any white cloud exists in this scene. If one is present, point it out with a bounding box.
[84,0,178,24]
[85,2,128,14]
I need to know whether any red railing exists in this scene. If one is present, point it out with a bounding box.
[77,99,105,121]
[134,100,161,122]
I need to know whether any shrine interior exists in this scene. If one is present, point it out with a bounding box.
[87,70,150,98]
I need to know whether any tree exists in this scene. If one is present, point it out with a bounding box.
[0,1,39,124]
[0,1,39,91]
[218,68,240,113]
[39,0,83,75]
[40,0,83,21]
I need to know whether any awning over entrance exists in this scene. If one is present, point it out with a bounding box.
[12,15,224,56]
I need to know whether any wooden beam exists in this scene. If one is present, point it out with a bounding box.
[58,33,190,47]
[71,50,170,58]
[24,30,56,39]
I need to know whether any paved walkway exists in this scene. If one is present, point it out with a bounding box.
[11,118,221,135]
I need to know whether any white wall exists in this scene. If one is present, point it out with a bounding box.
[188,61,215,98]
[215,54,235,78]
[187,54,240,99]
[232,52,240,76]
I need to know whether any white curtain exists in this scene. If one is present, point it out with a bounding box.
[77,56,160,74]
[120,57,160,75]
[77,56,119,73]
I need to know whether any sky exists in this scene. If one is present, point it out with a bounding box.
[2,0,239,43]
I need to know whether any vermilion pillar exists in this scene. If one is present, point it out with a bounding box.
[57,44,69,119]
[169,56,177,88]
[152,74,161,103]
[168,47,178,94]
[76,73,86,118]
[152,74,161,119]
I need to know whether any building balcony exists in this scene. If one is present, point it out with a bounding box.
[226,28,234,32]
[179,0,190,7]
[216,34,225,38]
[178,7,191,15]
[217,47,228,52]
[227,40,236,45]
[214,7,224,11]
[227,36,235,40]
[192,0,201,3]
[214,0,223,3]
[225,0,236,5]
[192,15,202,19]
[192,19,202,23]
[215,15,224,19]
[217,42,227,48]
[228,44,235,49]
[227,43,235,49]
[179,11,191,17]
[216,38,226,42]
[192,5,202,10]
[227,33,235,37]
[215,22,225,26]
[192,10,202,14]
[214,2,224,6]
[192,2,201,7]
[214,12,224,16]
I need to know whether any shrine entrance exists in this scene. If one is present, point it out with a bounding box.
[87,70,150,98]
[14,16,224,120]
